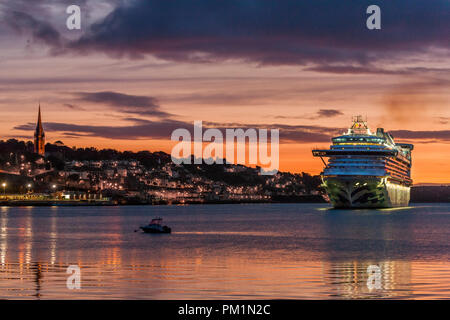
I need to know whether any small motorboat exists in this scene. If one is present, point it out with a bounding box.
[140,217,171,234]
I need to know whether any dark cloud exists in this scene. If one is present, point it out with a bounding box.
[304,65,408,75]
[275,109,344,120]
[391,130,450,141]
[73,91,172,118]
[3,10,63,50]
[68,0,449,67]
[14,118,340,143]
[13,123,36,131]
[306,65,450,75]
[203,121,343,143]
[278,126,338,143]
[2,134,33,139]
[3,1,448,73]
[64,103,84,110]
[0,0,119,51]
[61,132,88,137]
[14,117,450,144]
[316,109,344,118]
[14,118,197,140]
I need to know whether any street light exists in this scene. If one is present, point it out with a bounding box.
[2,182,6,196]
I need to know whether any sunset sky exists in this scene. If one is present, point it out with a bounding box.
[0,0,448,183]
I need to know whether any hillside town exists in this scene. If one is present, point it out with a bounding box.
[0,140,324,205]
[0,107,324,205]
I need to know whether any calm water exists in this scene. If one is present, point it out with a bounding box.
[0,203,449,299]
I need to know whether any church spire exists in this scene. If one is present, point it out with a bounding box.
[34,104,45,155]
[36,103,43,131]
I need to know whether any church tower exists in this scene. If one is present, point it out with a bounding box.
[34,104,45,155]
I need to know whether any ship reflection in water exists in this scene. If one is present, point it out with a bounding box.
[0,204,449,299]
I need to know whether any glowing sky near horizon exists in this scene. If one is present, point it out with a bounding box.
[0,0,448,183]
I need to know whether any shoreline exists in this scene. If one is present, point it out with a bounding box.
[0,198,447,207]
[0,194,327,206]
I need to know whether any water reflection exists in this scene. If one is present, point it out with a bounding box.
[0,204,448,299]
[322,260,412,299]
[319,207,418,298]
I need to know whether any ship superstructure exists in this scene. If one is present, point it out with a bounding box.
[312,116,413,208]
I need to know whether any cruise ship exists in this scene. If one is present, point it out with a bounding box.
[312,116,413,208]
